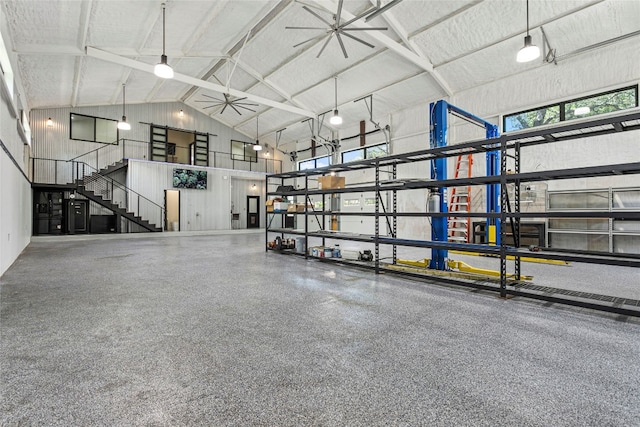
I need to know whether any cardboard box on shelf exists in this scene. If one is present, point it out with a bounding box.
[265,199,274,212]
[287,204,297,213]
[273,202,290,212]
[318,176,345,190]
[296,203,313,212]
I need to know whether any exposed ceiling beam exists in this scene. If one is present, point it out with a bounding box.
[180,0,294,103]
[368,0,453,96]
[233,59,315,112]
[70,0,93,107]
[310,0,455,96]
[86,46,315,118]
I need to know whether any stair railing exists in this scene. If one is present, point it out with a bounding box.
[69,138,149,175]
[72,160,164,230]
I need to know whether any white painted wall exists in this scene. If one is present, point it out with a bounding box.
[0,58,31,277]
[127,160,266,231]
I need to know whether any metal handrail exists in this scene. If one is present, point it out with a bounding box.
[71,160,165,214]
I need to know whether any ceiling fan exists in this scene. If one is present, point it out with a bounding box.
[286,0,403,58]
[195,93,259,115]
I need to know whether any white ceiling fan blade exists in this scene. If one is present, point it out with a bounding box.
[293,32,330,48]
[316,34,334,58]
[342,27,389,31]
[340,31,375,49]
[286,26,327,30]
[335,33,349,59]
[302,5,333,27]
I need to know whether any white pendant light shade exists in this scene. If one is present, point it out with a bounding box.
[154,4,173,79]
[516,35,540,63]
[330,110,343,125]
[253,144,263,151]
[46,117,53,127]
[117,117,131,130]
[154,55,174,79]
[516,0,540,63]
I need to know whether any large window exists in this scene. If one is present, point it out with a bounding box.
[503,86,638,132]
[231,140,258,163]
[341,143,388,163]
[298,155,331,171]
[70,113,118,143]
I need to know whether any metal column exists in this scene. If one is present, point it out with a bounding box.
[429,101,448,270]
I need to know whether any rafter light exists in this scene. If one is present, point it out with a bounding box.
[329,77,342,126]
[117,84,131,131]
[516,0,540,63]
[154,3,174,79]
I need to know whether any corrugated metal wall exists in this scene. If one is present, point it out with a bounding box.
[127,159,266,231]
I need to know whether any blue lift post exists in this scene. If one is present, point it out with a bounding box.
[428,100,500,270]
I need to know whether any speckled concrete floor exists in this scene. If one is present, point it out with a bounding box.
[1,231,639,426]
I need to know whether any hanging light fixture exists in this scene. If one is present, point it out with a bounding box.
[178,109,184,118]
[516,0,540,63]
[154,3,174,79]
[330,76,342,125]
[253,115,263,151]
[46,117,53,127]
[117,84,131,131]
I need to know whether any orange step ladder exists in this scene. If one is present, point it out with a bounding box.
[448,154,473,242]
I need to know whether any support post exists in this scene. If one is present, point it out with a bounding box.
[485,123,500,245]
[429,100,448,270]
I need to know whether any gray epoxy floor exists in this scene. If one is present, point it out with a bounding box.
[1,231,639,426]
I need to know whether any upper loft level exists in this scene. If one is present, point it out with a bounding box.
[28,103,284,185]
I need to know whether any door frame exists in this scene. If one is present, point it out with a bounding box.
[247,195,260,229]
[164,189,180,231]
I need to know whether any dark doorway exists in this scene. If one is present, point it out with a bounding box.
[67,199,88,234]
[247,196,260,229]
[34,190,64,235]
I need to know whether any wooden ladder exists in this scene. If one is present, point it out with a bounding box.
[448,154,473,242]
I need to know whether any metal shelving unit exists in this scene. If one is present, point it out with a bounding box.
[266,110,640,317]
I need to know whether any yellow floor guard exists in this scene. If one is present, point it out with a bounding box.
[394,258,533,281]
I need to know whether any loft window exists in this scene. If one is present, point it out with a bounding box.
[70,113,118,144]
[298,155,331,171]
[231,140,257,163]
[342,143,387,163]
[503,85,638,132]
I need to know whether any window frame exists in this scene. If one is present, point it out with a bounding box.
[298,155,331,171]
[230,140,258,163]
[341,142,388,163]
[503,85,638,133]
[70,113,119,144]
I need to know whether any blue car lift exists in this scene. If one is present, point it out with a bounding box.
[429,100,500,270]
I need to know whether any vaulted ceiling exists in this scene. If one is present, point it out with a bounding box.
[2,0,639,147]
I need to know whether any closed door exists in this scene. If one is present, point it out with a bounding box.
[247,196,259,228]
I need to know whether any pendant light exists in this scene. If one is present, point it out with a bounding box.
[329,76,342,126]
[117,84,131,130]
[253,115,263,151]
[154,3,174,79]
[516,0,540,63]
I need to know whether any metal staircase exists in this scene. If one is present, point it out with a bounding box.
[448,154,473,242]
[71,159,163,232]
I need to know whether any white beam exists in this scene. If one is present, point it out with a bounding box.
[86,46,315,118]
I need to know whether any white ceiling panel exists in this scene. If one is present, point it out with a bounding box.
[4,0,82,48]
[17,55,76,108]
[3,0,638,138]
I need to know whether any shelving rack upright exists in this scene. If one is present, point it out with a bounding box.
[266,110,640,317]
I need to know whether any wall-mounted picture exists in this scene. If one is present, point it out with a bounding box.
[173,168,207,189]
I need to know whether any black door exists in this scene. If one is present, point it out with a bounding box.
[247,196,260,228]
[67,200,88,233]
[34,190,64,235]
